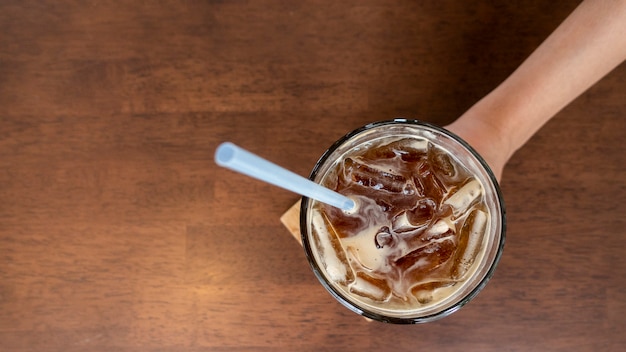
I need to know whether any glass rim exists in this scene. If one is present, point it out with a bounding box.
[300,118,507,324]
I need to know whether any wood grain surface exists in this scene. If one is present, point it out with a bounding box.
[1,1,625,351]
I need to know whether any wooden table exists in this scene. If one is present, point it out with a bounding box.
[1,1,624,351]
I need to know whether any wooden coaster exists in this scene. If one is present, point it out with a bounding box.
[280,199,372,322]
[279,199,302,245]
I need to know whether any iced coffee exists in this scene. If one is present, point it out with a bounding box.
[301,120,505,323]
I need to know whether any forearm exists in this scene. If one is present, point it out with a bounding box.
[451,0,626,168]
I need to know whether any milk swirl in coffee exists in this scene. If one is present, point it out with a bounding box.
[309,135,491,313]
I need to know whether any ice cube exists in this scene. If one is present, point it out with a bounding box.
[362,138,428,161]
[391,198,436,233]
[312,213,355,285]
[320,198,368,237]
[392,138,429,153]
[415,169,446,201]
[410,280,455,304]
[391,218,455,263]
[344,157,411,193]
[443,178,483,218]
[394,138,428,162]
[391,212,416,233]
[406,198,436,226]
[452,209,488,279]
[389,214,454,265]
[428,143,456,177]
[349,272,392,302]
[395,238,456,274]
[421,219,455,242]
[394,237,456,289]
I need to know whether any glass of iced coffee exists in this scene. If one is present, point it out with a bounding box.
[300,119,505,323]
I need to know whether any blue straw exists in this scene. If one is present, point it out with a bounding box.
[215,142,355,211]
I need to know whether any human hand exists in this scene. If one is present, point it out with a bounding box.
[445,0,626,183]
[445,114,510,183]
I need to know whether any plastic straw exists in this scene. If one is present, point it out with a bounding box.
[215,142,355,211]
